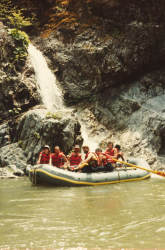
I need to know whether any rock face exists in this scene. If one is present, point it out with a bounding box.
[0,22,40,177]
[1,0,165,175]
[0,143,28,172]
[33,0,165,169]
[0,22,40,123]
[39,23,165,104]
[36,1,165,105]
[0,123,10,148]
[0,22,83,177]
[15,109,82,164]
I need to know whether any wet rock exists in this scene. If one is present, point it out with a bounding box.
[0,123,10,147]
[0,143,28,173]
[0,167,17,179]
[0,22,40,123]
[15,109,82,164]
[8,165,25,176]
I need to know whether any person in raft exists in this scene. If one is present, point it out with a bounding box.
[115,144,125,161]
[68,145,82,170]
[105,141,118,167]
[74,145,99,173]
[95,148,114,172]
[51,146,69,169]
[37,145,51,165]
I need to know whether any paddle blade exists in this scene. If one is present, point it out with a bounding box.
[156,171,165,177]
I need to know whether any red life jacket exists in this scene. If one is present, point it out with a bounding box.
[40,152,50,164]
[105,148,116,163]
[106,154,115,164]
[51,152,64,168]
[100,153,107,166]
[70,152,82,166]
[85,152,90,160]
[105,148,115,156]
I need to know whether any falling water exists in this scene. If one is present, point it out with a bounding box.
[78,118,105,151]
[28,43,106,150]
[28,43,63,111]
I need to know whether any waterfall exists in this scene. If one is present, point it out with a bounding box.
[80,122,101,151]
[28,43,63,111]
[28,43,106,151]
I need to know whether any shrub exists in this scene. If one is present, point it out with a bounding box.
[8,28,29,65]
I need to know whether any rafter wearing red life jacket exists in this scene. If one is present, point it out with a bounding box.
[39,152,50,164]
[70,152,82,166]
[105,148,116,163]
[99,153,108,166]
[51,152,65,168]
[84,152,99,167]
[95,152,105,166]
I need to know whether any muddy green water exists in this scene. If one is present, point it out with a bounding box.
[0,176,165,249]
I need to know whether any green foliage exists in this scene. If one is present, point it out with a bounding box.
[46,112,62,120]
[8,10,32,29]
[0,0,13,21]
[0,0,35,30]
[8,28,29,46]
[8,28,29,64]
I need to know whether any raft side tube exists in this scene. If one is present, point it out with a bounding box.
[29,158,151,186]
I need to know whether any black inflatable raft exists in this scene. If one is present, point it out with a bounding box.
[29,158,151,186]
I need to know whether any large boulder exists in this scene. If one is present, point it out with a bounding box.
[15,109,82,164]
[0,142,28,176]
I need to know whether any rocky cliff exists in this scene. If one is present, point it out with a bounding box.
[0,0,165,177]
[0,21,81,177]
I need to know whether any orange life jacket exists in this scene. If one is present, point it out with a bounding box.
[51,152,64,168]
[70,152,82,166]
[40,152,50,164]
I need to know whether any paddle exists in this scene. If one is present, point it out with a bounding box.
[112,158,165,177]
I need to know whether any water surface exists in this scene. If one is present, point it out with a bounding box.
[0,176,165,249]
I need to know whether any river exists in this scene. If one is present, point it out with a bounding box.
[0,176,165,249]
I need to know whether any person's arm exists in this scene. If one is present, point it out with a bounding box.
[113,148,118,159]
[119,152,125,161]
[67,152,72,161]
[74,153,93,170]
[62,153,69,166]
[82,153,93,164]
[49,153,52,165]
[37,152,42,164]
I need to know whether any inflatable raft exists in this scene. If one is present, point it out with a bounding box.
[29,158,151,186]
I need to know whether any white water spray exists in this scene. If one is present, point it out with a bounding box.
[28,43,63,111]
[79,119,103,152]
